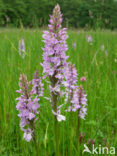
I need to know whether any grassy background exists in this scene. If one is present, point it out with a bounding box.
[0,28,117,155]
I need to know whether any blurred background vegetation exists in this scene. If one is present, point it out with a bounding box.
[0,0,117,29]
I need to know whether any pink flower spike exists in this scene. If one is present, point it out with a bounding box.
[80,76,86,82]
[16,73,40,142]
[86,35,93,45]
[88,138,91,144]
[80,132,83,138]
[19,38,25,59]
[73,42,76,50]
[92,139,95,145]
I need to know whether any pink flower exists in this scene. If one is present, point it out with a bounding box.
[16,73,41,142]
[64,64,87,119]
[92,139,95,145]
[19,38,25,58]
[41,4,69,121]
[52,109,66,122]
[88,138,91,144]
[32,70,43,97]
[73,42,76,50]
[86,35,93,44]
[23,129,33,142]
[80,76,86,82]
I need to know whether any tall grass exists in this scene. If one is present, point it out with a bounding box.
[0,29,117,155]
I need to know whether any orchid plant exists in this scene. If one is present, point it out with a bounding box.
[16,4,87,156]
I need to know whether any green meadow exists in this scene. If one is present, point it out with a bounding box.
[0,28,117,155]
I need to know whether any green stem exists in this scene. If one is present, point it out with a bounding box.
[76,111,80,155]
[54,115,59,156]
[77,115,80,141]
[50,74,59,156]
[69,111,73,156]
[52,92,59,156]
[33,134,39,156]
